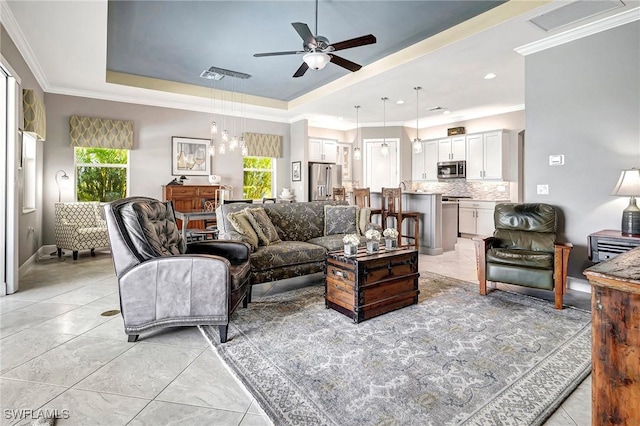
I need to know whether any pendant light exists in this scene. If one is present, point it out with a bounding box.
[353,105,361,161]
[380,97,389,157]
[413,86,423,154]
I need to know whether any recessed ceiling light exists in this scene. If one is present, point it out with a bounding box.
[337,116,344,121]
[443,110,451,115]
[484,73,496,80]
[396,100,405,105]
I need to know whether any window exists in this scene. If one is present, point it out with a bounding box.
[75,147,128,202]
[243,157,275,199]
[22,132,37,211]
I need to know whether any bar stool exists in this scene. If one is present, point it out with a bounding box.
[353,188,383,224]
[381,187,420,250]
[332,187,346,201]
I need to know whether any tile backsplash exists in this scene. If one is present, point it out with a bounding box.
[412,179,511,200]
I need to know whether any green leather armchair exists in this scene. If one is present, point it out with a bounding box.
[473,203,572,309]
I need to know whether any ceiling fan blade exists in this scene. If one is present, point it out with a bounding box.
[329,54,362,72]
[254,50,303,57]
[293,62,309,78]
[292,22,317,48]
[330,34,377,52]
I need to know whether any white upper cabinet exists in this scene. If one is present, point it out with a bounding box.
[465,130,508,180]
[412,141,438,181]
[438,136,466,162]
[309,138,337,163]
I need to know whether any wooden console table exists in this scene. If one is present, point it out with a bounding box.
[162,184,220,229]
[584,248,640,425]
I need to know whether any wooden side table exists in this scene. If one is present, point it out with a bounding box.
[584,248,640,425]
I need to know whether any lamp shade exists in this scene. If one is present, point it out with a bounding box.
[303,52,330,70]
[611,168,640,196]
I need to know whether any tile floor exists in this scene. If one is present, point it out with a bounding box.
[0,238,590,425]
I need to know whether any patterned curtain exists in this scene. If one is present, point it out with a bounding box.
[244,132,282,158]
[22,89,46,141]
[69,115,134,149]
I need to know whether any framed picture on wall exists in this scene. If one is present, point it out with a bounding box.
[171,136,211,176]
[292,161,301,181]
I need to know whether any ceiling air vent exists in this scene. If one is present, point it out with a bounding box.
[200,66,251,80]
[529,0,624,32]
[428,106,446,112]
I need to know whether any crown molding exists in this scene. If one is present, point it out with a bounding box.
[0,0,49,90]
[45,85,292,124]
[515,6,640,56]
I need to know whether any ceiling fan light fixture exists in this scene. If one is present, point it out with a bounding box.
[303,52,331,70]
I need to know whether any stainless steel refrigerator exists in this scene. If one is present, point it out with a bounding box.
[309,162,342,201]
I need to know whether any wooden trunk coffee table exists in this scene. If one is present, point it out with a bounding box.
[325,246,420,323]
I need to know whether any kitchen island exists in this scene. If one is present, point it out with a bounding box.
[370,191,457,255]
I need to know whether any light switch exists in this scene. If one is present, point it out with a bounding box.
[537,184,549,195]
[549,155,564,166]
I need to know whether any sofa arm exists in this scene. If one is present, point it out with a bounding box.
[118,255,232,327]
[187,240,251,264]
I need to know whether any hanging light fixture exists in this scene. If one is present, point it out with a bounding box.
[380,97,389,157]
[229,78,238,152]
[413,86,423,154]
[353,105,362,161]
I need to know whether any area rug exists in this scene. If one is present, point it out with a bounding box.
[199,272,591,426]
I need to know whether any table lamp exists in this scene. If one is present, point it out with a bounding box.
[611,168,640,235]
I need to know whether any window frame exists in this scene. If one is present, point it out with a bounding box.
[74,147,130,202]
[242,156,276,200]
[21,132,37,213]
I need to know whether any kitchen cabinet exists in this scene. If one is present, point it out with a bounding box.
[438,136,466,162]
[411,141,438,181]
[336,143,352,181]
[309,138,337,163]
[459,200,496,236]
[466,130,508,180]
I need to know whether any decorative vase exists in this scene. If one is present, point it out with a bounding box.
[344,244,358,257]
[366,240,379,254]
[385,238,398,250]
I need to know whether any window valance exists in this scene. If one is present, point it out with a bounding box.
[69,115,134,149]
[22,89,46,140]
[244,132,282,158]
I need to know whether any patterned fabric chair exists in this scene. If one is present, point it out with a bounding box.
[104,197,251,343]
[55,202,110,260]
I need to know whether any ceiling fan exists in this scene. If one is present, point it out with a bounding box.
[253,0,376,78]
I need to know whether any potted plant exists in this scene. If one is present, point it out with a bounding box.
[365,228,381,254]
[383,228,399,250]
[343,234,360,257]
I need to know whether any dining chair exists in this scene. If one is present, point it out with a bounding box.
[332,187,346,201]
[353,187,382,223]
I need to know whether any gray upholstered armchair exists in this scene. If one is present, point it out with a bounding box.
[104,197,250,343]
[473,203,572,309]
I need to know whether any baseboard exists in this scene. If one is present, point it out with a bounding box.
[567,276,591,294]
[421,247,444,255]
[19,245,59,280]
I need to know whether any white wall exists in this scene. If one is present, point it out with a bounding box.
[524,21,640,278]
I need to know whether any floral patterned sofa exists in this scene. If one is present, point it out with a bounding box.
[216,200,369,296]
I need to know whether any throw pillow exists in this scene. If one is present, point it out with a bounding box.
[227,210,260,251]
[324,205,358,236]
[359,207,371,235]
[244,207,282,246]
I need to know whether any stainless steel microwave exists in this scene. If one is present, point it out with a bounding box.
[437,161,466,179]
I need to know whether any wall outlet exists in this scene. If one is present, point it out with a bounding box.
[537,184,549,195]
